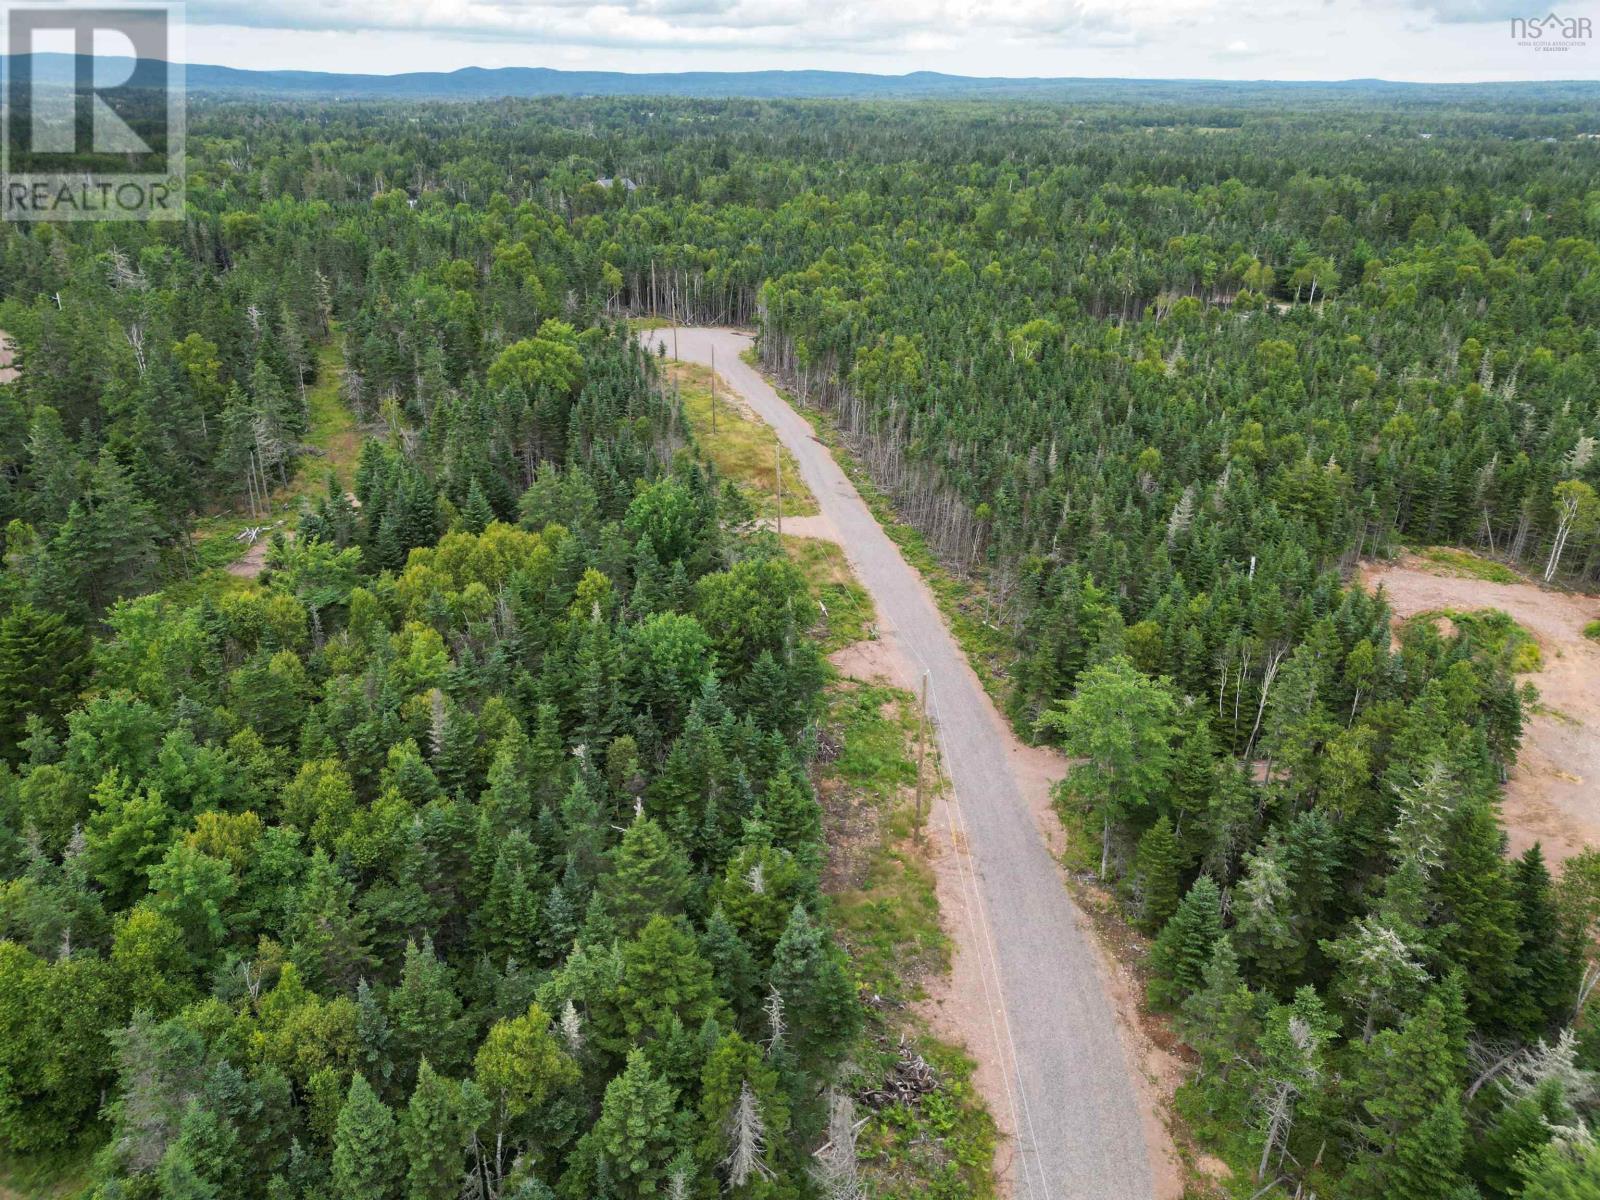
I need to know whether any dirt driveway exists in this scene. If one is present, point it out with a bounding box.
[1361,556,1600,865]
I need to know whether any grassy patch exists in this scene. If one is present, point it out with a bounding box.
[854,1039,998,1200]
[188,333,357,578]
[1418,607,1543,673]
[1414,546,1523,585]
[785,535,874,653]
[1585,620,1600,642]
[188,511,283,572]
[662,360,817,519]
[825,682,941,1000]
[817,679,996,1200]
[302,336,361,493]
[0,1139,96,1199]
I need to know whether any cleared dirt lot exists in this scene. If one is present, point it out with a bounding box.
[0,332,18,384]
[1361,555,1600,865]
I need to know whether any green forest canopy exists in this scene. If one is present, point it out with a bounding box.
[1,91,1599,1198]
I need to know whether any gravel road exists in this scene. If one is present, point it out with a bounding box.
[642,327,1153,1200]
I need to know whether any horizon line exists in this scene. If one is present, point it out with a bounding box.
[3,53,1598,88]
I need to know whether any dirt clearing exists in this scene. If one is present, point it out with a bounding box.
[0,332,17,384]
[1362,553,1600,865]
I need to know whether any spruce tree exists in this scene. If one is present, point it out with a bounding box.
[1148,874,1223,1008]
[767,904,860,1070]
[403,1059,480,1200]
[331,1075,402,1200]
[1345,983,1470,1200]
[463,478,495,534]
[1511,845,1581,1037]
[1516,1134,1600,1200]
[0,604,88,759]
[617,915,728,1041]
[701,907,759,1020]
[1439,801,1524,1029]
[287,850,377,991]
[567,1050,681,1200]
[596,816,691,937]
[1181,935,1260,1112]
[696,1032,790,1195]
[1468,1080,1568,1200]
[388,938,471,1084]
[1132,814,1183,933]
[475,843,541,967]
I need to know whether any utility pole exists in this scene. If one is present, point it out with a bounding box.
[775,434,782,539]
[914,672,929,843]
[710,344,717,436]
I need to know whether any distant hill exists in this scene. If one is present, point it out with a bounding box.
[3,53,1598,103]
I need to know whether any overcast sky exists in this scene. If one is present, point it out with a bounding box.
[32,0,1600,81]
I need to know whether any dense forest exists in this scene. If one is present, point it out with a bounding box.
[2,90,1600,1198]
[0,119,860,1199]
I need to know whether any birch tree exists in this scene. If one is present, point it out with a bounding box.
[1034,656,1179,879]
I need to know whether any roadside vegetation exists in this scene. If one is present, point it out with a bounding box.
[659,356,816,520]
[819,680,997,1200]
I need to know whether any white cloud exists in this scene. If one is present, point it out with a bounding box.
[172,0,1600,81]
[183,0,1086,50]
[1402,0,1537,23]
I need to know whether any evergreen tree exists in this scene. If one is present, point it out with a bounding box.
[596,816,691,938]
[1181,936,1260,1117]
[1345,982,1470,1200]
[287,850,377,991]
[767,904,860,1070]
[1510,845,1581,1037]
[388,938,471,1085]
[1468,1080,1568,1200]
[565,1050,681,1200]
[1438,802,1525,1029]
[331,1074,403,1200]
[403,1059,481,1200]
[0,605,89,758]
[1516,1134,1600,1200]
[1132,814,1183,933]
[617,915,728,1041]
[463,479,495,534]
[697,1032,790,1196]
[1149,875,1223,1008]
[1251,987,1335,1183]
[701,907,759,1021]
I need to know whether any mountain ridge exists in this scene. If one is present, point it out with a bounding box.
[4,53,1598,100]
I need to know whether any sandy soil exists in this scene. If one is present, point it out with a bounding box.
[226,537,272,578]
[1361,555,1600,865]
[0,332,17,384]
[225,521,295,579]
[764,512,837,541]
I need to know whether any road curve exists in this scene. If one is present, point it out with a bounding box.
[642,327,1153,1200]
